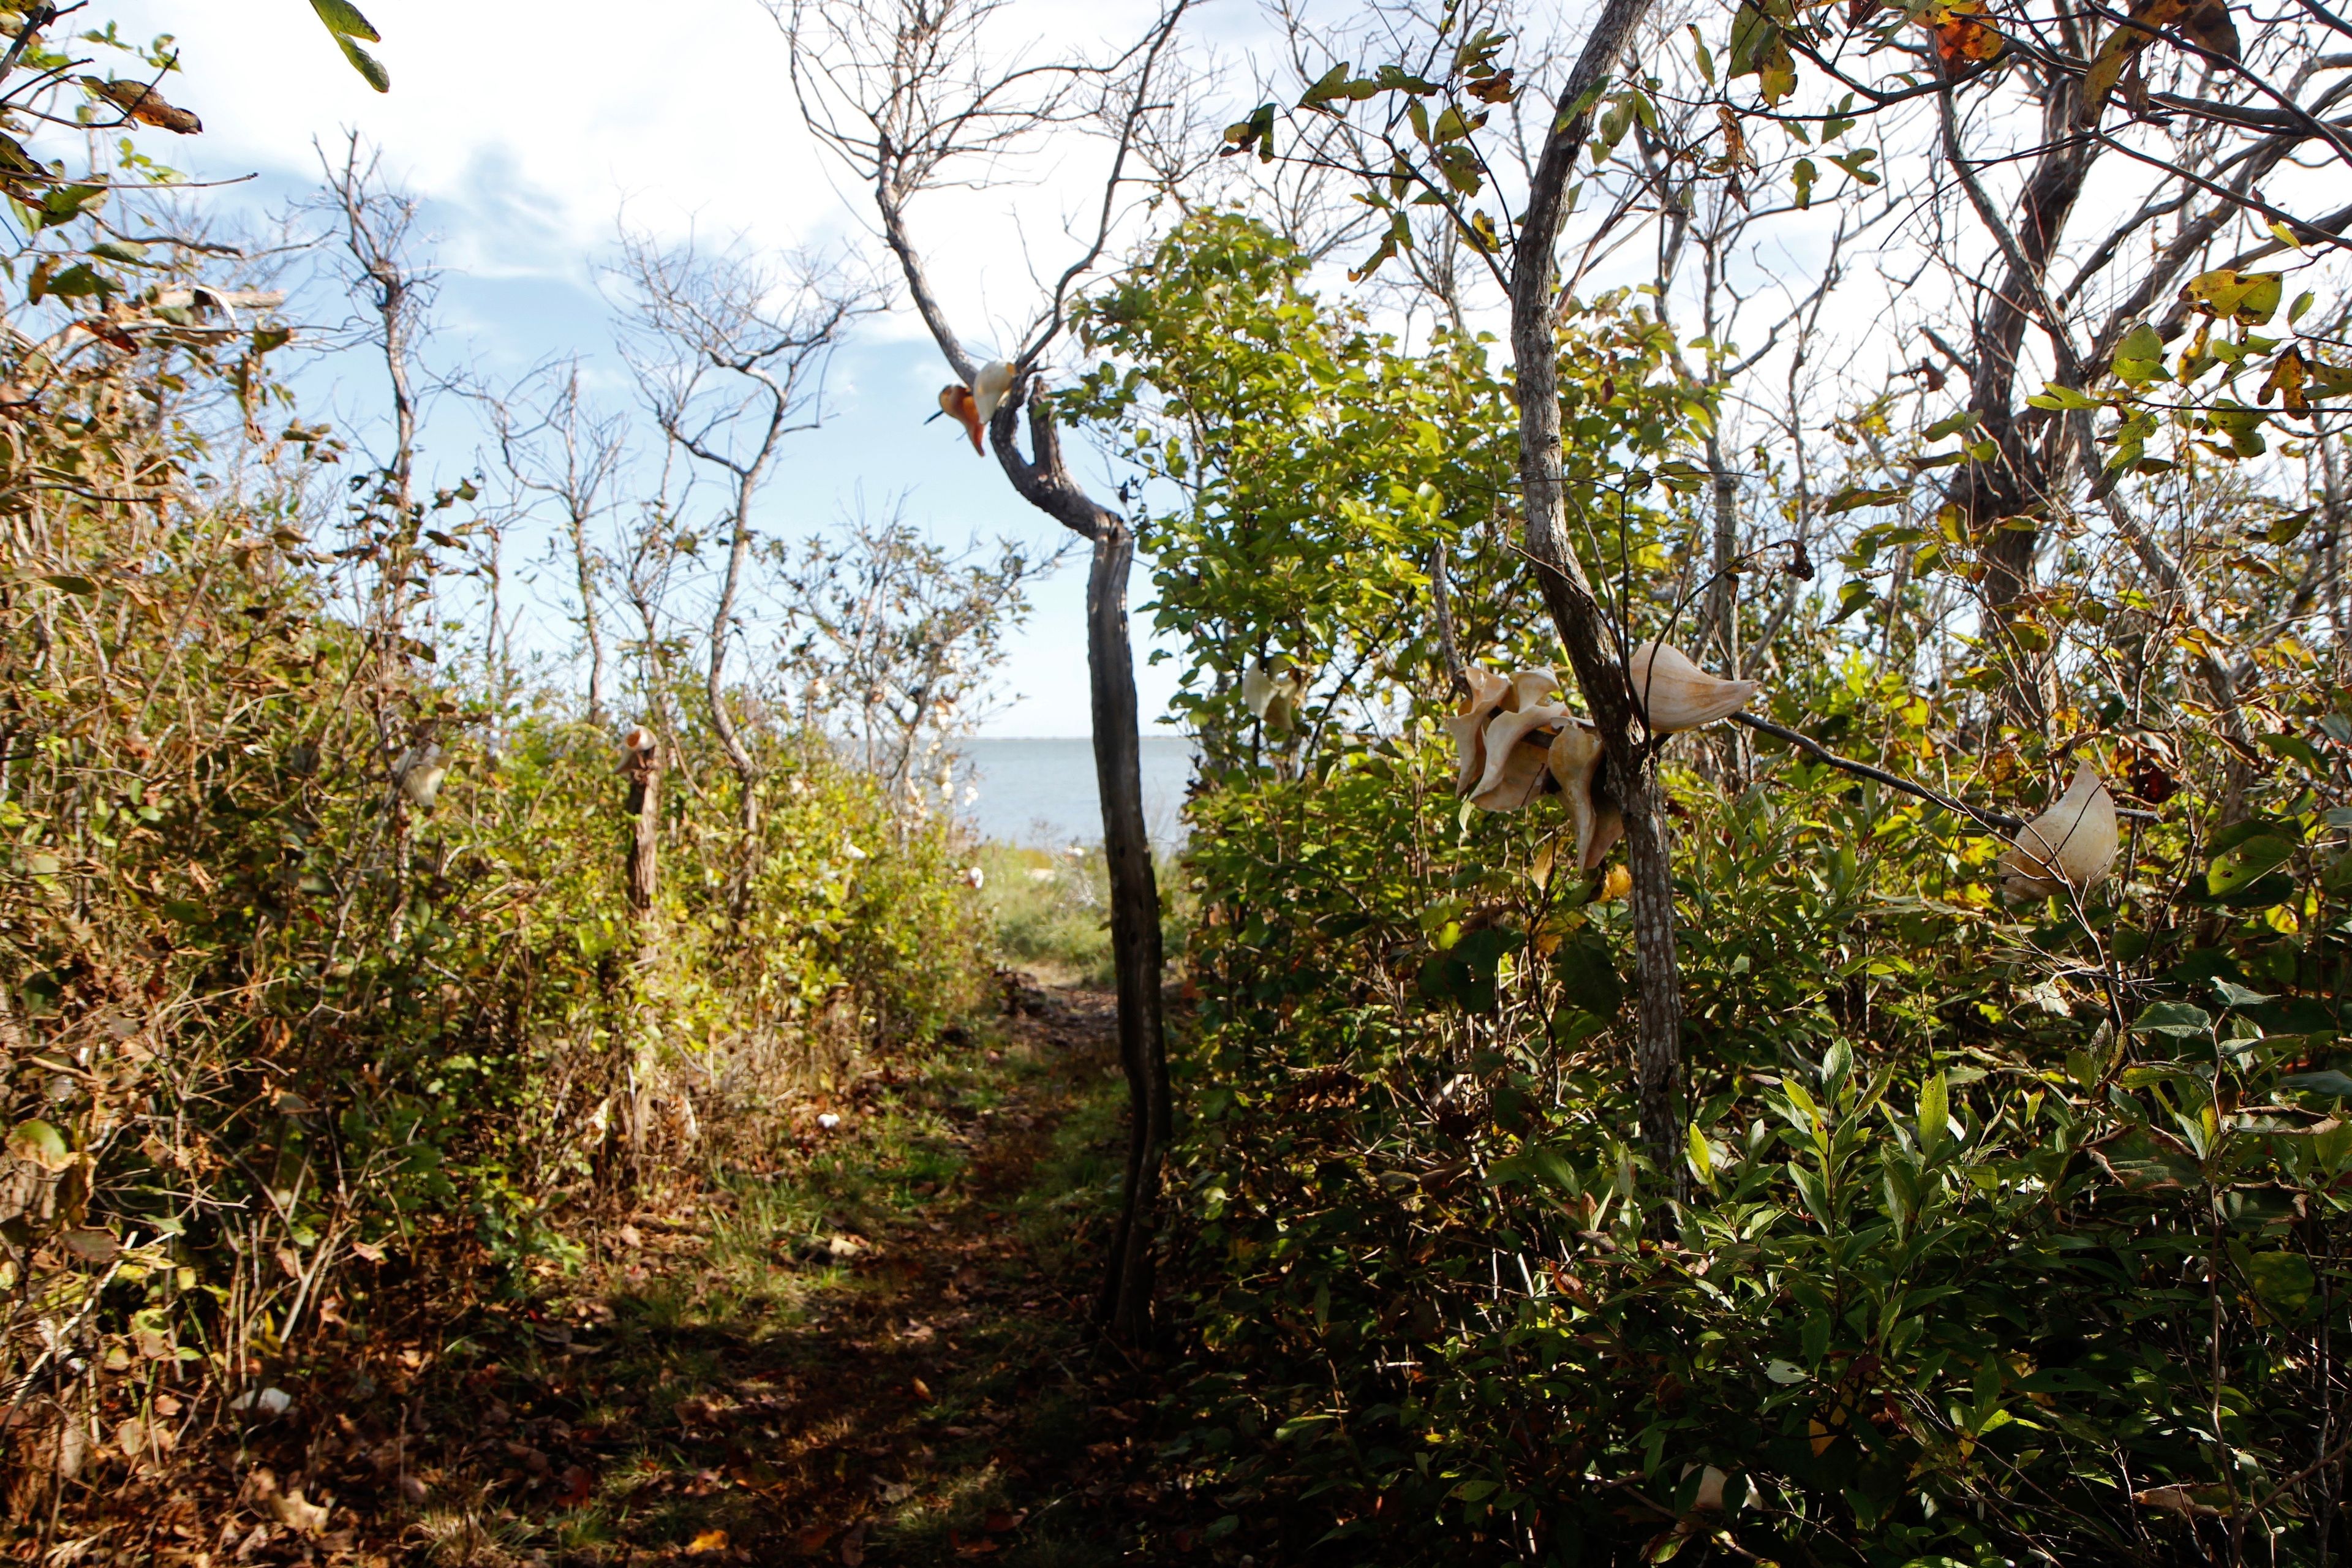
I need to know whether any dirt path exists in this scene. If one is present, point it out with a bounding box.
[369,981,1188,1567]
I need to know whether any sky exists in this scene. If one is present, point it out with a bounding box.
[104,0,1207,736]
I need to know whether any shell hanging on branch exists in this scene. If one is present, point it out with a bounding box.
[973,360,1016,423]
[1627,641,1758,733]
[1475,699,1570,811]
[1546,721,1625,870]
[394,743,447,810]
[1447,667,1565,811]
[1998,762,2119,902]
[1242,659,1308,733]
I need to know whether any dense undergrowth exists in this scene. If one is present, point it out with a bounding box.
[0,187,993,1542]
[1163,737,2348,1566]
[1068,214,2352,1565]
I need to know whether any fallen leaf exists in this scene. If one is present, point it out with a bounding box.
[270,1488,331,1535]
[911,1377,934,1401]
[840,1521,869,1566]
[685,1528,729,1555]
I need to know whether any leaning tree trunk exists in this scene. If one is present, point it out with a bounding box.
[1085,525,1170,1341]
[1509,0,1686,1195]
[870,183,1174,1336]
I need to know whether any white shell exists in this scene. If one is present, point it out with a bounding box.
[1627,641,1758,733]
[1476,701,1570,804]
[1446,667,1533,799]
[622,725,656,753]
[1242,662,1307,726]
[973,360,1017,422]
[1545,720,1625,870]
[1242,663,1276,720]
[394,744,446,809]
[1999,762,2119,901]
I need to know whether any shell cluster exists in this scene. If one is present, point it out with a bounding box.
[1445,641,1757,871]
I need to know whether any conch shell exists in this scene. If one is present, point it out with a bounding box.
[1545,721,1625,870]
[1242,660,1308,731]
[394,743,447,810]
[1447,667,1564,811]
[973,360,1016,423]
[1627,641,1757,733]
[1476,699,1570,810]
[1999,762,2119,902]
[937,385,983,454]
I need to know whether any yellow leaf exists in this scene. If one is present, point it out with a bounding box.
[1600,864,1632,902]
[686,1529,729,1555]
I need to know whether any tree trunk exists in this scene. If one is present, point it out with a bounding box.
[624,738,661,943]
[1509,0,1684,1195]
[1086,524,1171,1342]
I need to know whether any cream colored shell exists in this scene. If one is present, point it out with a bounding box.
[1627,641,1758,733]
[1545,721,1625,870]
[973,360,1017,423]
[1999,762,2119,902]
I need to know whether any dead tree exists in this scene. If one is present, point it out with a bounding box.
[786,0,1192,1339]
[491,361,630,728]
[612,230,875,858]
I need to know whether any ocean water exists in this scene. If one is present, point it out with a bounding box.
[956,735,1197,848]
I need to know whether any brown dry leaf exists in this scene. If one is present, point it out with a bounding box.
[685,1528,730,1555]
[2262,345,2310,413]
[1465,69,1515,104]
[840,1522,870,1566]
[556,1463,594,1508]
[82,77,204,134]
[2081,0,2184,123]
[1926,1,2003,64]
[2179,0,2240,56]
[911,1376,935,1401]
[269,1487,331,1536]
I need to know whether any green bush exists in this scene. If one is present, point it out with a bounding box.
[1163,730,2351,1566]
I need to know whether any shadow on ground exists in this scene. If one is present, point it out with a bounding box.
[371,982,1198,1568]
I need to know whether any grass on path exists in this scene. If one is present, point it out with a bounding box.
[367,982,1188,1567]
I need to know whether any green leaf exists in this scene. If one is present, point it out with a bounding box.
[8,1119,71,1172]
[1553,935,1623,1017]
[2209,978,2275,1008]
[309,0,382,41]
[2112,322,2168,386]
[2135,1001,2212,1040]
[1686,1123,1716,1187]
[2256,731,2324,771]
[2206,834,2294,897]
[1916,1068,1948,1164]
[333,31,391,92]
[39,573,97,595]
[2282,1069,2352,1102]
[1825,484,1905,515]
[2243,1251,2315,1316]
